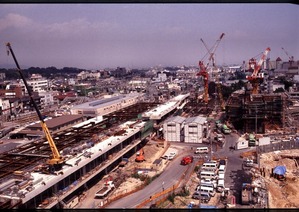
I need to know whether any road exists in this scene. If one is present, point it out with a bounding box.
[106,145,191,208]
[215,132,257,207]
[105,132,253,208]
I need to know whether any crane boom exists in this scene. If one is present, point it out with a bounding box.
[246,47,271,94]
[281,47,291,61]
[197,33,225,104]
[200,33,226,110]
[6,43,64,169]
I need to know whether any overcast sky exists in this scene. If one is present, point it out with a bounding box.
[1,4,298,69]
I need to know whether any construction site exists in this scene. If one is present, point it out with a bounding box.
[1,36,299,210]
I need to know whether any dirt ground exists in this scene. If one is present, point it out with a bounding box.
[259,149,299,208]
[111,140,225,208]
[110,141,299,209]
[110,140,170,197]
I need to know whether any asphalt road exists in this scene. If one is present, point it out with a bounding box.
[105,132,255,208]
[106,145,191,208]
[215,132,256,207]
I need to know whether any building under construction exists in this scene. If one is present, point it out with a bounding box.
[226,90,293,134]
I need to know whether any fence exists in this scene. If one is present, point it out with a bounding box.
[135,160,196,208]
[257,139,299,154]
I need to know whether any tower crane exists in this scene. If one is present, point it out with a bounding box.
[197,33,225,104]
[200,34,226,110]
[6,42,65,171]
[281,47,294,65]
[246,47,271,95]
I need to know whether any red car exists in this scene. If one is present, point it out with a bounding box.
[181,156,194,165]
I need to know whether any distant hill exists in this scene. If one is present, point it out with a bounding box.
[0,63,29,69]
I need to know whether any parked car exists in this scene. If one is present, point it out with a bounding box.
[168,152,176,160]
[192,191,211,203]
[181,155,193,165]
[201,179,217,188]
[219,159,226,166]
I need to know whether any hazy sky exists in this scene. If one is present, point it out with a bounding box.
[1,4,298,69]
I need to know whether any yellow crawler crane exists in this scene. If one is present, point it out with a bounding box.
[6,42,64,171]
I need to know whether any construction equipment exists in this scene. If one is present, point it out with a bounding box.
[135,148,145,162]
[281,47,294,65]
[197,33,225,104]
[6,42,64,171]
[241,183,253,205]
[246,47,271,95]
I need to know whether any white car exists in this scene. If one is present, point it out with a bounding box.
[168,152,176,160]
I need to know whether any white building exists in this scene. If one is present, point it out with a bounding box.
[38,91,55,107]
[236,136,249,150]
[22,74,50,93]
[184,116,207,143]
[163,116,185,142]
[70,93,143,117]
[0,98,11,116]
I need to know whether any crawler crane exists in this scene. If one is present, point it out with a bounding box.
[197,33,225,104]
[6,42,65,171]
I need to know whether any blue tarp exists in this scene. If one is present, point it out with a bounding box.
[273,165,286,175]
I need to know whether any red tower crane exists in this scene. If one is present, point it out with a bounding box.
[246,47,271,94]
[197,33,225,104]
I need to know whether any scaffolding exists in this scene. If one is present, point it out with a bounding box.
[226,92,291,134]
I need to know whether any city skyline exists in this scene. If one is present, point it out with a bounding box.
[1,3,298,69]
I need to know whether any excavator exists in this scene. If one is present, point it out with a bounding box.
[6,42,65,172]
[135,148,145,162]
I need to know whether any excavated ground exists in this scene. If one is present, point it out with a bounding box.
[259,149,299,208]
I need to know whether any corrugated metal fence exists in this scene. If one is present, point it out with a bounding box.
[257,139,299,154]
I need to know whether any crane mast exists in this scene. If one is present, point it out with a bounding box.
[246,47,271,95]
[197,33,225,104]
[6,42,64,170]
[200,33,225,111]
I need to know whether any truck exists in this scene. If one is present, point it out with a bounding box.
[241,183,252,205]
[181,155,193,165]
[221,124,231,134]
[95,181,115,198]
[248,133,256,146]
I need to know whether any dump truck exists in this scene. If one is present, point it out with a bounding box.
[241,183,252,205]
[95,181,115,198]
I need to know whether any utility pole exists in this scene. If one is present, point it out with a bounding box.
[255,105,258,134]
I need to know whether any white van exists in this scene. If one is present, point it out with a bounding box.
[218,173,225,180]
[218,165,226,174]
[195,147,209,154]
[202,162,218,171]
[200,171,217,180]
[199,186,216,197]
[217,179,225,192]
[199,182,215,189]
